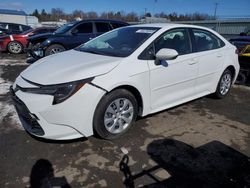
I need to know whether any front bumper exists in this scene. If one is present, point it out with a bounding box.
[11,87,45,136]
[27,48,44,60]
[12,76,106,140]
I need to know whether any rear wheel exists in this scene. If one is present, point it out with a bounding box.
[8,41,23,54]
[45,44,65,56]
[93,89,138,140]
[213,69,233,99]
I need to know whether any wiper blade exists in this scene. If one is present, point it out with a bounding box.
[82,50,102,55]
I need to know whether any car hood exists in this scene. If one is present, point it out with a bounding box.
[28,33,54,42]
[21,50,122,85]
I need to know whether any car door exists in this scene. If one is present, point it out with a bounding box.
[191,29,225,94]
[146,28,198,111]
[69,22,95,48]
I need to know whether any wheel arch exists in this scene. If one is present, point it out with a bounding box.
[226,65,237,82]
[108,85,144,116]
[46,42,66,49]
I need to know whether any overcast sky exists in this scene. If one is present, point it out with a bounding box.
[0,0,249,17]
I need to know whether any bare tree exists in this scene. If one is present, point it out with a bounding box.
[51,8,65,21]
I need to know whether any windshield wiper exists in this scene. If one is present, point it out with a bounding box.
[81,49,103,55]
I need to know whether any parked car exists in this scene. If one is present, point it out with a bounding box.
[229,36,250,53]
[0,27,57,54]
[0,27,10,36]
[27,19,129,61]
[229,34,250,84]
[0,22,31,34]
[240,30,250,36]
[11,24,239,140]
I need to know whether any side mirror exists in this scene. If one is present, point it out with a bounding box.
[71,29,78,35]
[155,48,178,65]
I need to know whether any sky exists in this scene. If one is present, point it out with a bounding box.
[0,0,249,17]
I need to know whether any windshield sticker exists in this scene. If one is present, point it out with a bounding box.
[136,29,156,34]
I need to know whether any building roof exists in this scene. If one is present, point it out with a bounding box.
[0,9,27,16]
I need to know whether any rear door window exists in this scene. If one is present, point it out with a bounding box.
[74,22,93,34]
[192,29,225,52]
[8,24,20,31]
[95,22,111,33]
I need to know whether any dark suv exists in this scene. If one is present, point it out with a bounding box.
[27,19,129,61]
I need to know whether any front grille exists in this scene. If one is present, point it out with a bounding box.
[10,86,45,136]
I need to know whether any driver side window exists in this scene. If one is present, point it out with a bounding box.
[154,28,192,55]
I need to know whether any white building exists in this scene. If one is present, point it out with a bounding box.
[0,9,38,27]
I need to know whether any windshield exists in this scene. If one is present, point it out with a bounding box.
[76,26,159,57]
[54,22,76,34]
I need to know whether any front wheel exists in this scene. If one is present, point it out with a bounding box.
[45,44,65,56]
[93,89,138,140]
[213,69,233,99]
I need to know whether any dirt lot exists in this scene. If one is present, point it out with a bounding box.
[1,53,250,188]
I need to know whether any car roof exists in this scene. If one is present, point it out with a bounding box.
[129,23,215,31]
[74,19,128,24]
[0,22,30,27]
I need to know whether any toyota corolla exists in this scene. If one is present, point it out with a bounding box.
[11,24,239,140]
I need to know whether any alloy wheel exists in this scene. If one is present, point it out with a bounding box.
[104,98,134,134]
[220,73,232,95]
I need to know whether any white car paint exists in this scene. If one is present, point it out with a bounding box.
[21,50,122,85]
[13,23,239,140]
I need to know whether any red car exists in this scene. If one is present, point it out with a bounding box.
[0,27,57,54]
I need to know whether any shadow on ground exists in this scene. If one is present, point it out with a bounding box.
[29,159,71,188]
[120,139,250,188]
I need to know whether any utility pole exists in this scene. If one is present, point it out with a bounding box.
[154,0,157,16]
[214,2,218,20]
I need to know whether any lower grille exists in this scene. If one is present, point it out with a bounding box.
[10,86,45,136]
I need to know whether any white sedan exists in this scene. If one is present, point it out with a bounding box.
[12,23,239,140]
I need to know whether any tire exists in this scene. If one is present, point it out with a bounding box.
[45,44,65,56]
[236,71,247,85]
[213,69,233,99]
[93,89,138,140]
[7,41,23,54]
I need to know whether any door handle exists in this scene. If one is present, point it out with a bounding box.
[189,59,198,65]
[217,53,223,58]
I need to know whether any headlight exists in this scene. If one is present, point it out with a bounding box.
[18,77,94,104]
[52,82,85,104]
[33,49,44,57]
